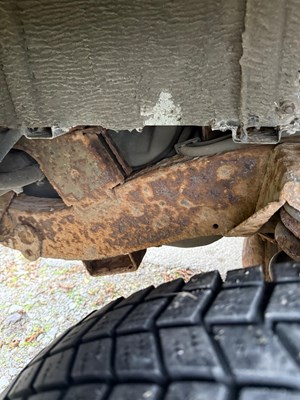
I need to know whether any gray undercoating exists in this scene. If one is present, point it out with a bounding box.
[240,0,300,131]
[0,0,299,131]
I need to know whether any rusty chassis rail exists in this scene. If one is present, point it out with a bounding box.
[0,127,299,275]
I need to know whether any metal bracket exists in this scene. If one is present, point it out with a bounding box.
[23,125,72,139]
[233,127,281,144]
[83,250,146,276]
[0,191,15,241]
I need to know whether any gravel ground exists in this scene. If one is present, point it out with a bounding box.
[0,237,243,392]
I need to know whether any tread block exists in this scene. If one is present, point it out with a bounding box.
[116,333,163,382]
[33,349,74,391]
[28,391,62,400]
[146,279,184,300]
[205,286,264,324]
[108,384,162,400]
[240,388,300,400]
[276,323,300,363]
[8,361,43,399]
[63,384,108,400]
[71,339,113,382]
[84,298,124,321]
[29,329,72,365]
[224,266,264,287]
[271,262,300,283]
[115,287,154,308]
[183,271,222,292]
[82,305,132,341]
[160,327,223,379]
[50,319,96,354]
[165,382,228,400]
[117,299,167,334]
[28,345,52,366]
[157,290,213,327]
[214,325,300,386]
[266,283,300,321]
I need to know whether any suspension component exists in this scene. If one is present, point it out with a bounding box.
[0,150,44,197]
[275,204,300,262]
[0,126,299,277]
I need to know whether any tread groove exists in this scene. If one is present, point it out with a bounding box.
[276,323,300,370]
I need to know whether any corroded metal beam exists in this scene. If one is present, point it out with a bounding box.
[1,127,276,262]
[228,142,300,236]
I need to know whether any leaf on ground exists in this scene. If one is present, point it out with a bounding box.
[175,268,194,281]
[162,268,194,282]
[9,339,20,348]
[25,327,44,343]
[104,283,118,295]
[95,296,105,306]
[59,283,75,291]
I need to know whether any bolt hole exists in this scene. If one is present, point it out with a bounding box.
[213,224,219,229]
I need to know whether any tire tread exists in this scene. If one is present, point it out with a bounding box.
[4,264,300,400]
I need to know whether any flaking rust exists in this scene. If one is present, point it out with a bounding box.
[275,222,300,262]
[227,143,300,236]
[3,128,272,261]
[1,128,299,275]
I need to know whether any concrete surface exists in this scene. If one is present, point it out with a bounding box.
[145,237,244,277]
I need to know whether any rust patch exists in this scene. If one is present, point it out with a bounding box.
[0,191,15,220]
[0,191,15,240]
[17,128,124,207]
[12,224,41,261]
[5,128,299,266]
[0,126,298,272]
[275,221,300,262]
[228,143,300,236]
[101,130,133,177]
[242,234,278,279]
[3,135,274,260]
[280,207,300,239]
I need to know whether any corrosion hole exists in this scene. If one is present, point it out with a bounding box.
[213,224,219,229]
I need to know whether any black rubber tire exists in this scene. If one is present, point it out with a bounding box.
[3,262,300,400]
